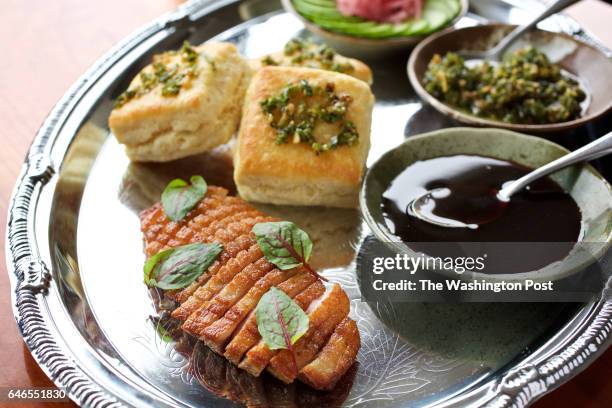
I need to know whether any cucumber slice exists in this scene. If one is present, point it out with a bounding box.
[297,0,336,6]
[293,1,345,18]
[425,0,461,33]
[293,0,461,38]
[315,20,401,38]
[294,3,362,23]
[421,0,455,33]
[445,0,462,15]
[295,0,337,10]
[402,19,430,36]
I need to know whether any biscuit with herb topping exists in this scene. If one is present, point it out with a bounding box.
[234,66,375,208]
[251,38,373,84]
[109,42,249,162]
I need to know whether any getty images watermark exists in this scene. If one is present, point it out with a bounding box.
[357,239,611,302]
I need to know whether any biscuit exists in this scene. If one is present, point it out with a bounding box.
[234,66,375,208]
[109,42,249,162]
[250,39,373,84]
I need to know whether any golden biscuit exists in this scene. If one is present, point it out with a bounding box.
[109,42,249,162]
[234,66,375,208]
[250,39,373,84]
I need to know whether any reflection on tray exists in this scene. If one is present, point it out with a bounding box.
[119,144,235,213]
[252,203,361,271]
[50,122,118,357]
[118,147,362,272]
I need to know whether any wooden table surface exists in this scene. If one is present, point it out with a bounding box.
[0,0,610,407]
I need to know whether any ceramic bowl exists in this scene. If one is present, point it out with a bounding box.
[408,24,612,132]
[360,127,612,282]
[281,0,468,59]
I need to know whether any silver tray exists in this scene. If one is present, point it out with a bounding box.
[6,0,612,407]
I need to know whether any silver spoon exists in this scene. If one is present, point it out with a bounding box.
[410,131,612,229]
[459,0,579,62]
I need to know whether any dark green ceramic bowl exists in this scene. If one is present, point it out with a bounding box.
[360,127,612,282]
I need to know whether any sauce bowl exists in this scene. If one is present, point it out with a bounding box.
[360,127,612,282]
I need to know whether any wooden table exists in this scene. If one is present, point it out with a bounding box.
[0,1,610,407]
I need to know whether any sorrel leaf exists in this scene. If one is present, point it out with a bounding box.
[144,242,222,290]
[161,175,207,221]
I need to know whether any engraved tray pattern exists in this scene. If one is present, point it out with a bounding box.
[6,0,611,407]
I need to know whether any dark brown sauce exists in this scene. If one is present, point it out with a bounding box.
[381,155,582,273]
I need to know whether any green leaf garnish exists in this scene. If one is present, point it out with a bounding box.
[156,324,174,343]
[252,221,326,281]
[144,247,174,285]
[252,221,312,270]
[161,175,207,222]
[150,315,177,343]
[255,287,309,376]
[144,242,222,290]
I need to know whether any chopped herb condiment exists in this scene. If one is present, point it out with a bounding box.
[114,41,214,108]
[260,80,358,153]
[181,41,199,65]
[423,47,586,124]
[262,55,279,66]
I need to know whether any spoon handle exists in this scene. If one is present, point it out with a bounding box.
[489,0,579,60]
[499,131,612,200]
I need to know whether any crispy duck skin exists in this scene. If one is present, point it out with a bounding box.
[298,317,360,391]
[170,206,258,249]
[169,218,268,305]
[172,241,269,321]
[224,274,319,365]
[239,283,343,378]
[141,185,264,302]
[267,284,350,384]
[175,233,253,303]
[140,186,360,391]
[141,186,228,256]
[181,257,276,336]
[196,269,312,353]
[171,216,262,301]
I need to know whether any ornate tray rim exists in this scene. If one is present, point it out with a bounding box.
[5,1,611,407]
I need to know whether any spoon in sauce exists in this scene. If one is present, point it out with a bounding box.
[410,131,612,229]
[458,0,579,62]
